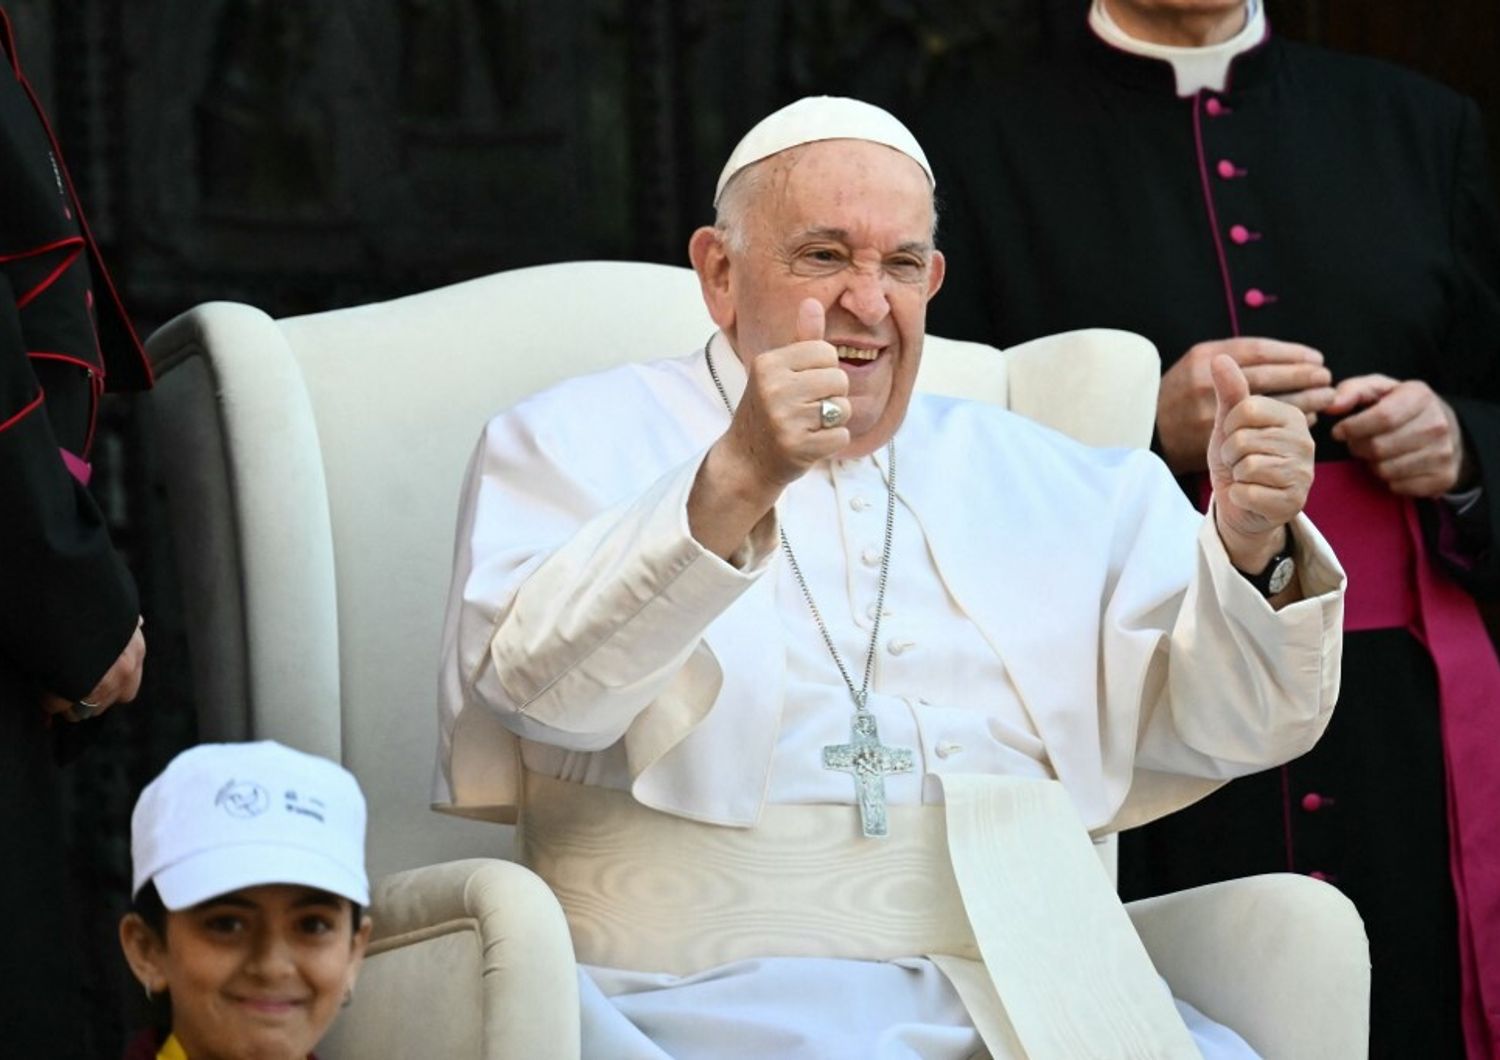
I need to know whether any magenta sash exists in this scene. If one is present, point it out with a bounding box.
[1250,461,1500,1058]
[59,446,91,486]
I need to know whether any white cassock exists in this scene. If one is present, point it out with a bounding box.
[435,335,1346,1060]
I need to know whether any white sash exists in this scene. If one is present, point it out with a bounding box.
[519,771,1198,1058]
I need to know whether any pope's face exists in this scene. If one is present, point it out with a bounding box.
[706,139,944,456]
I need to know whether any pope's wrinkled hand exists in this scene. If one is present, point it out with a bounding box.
[690,299,850,559]
[718,298,850,491]
[1207,355,1314,573]
[1158,337,1333,475]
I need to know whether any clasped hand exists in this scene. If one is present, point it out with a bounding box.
[41,617,146,723]
[1158,338,1330,475]
[1163,337,1470,499]
[1325,375,1473,496]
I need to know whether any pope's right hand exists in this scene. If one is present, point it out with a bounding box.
[718,298,851,492]
[1158,337,1334,474]
[690,299,852,560]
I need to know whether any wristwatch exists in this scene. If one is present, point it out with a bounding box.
[1241,538,1297,597]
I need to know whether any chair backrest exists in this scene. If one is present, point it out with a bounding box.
[143,260,1158,879]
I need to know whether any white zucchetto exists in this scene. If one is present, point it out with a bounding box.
[714,96,935,206]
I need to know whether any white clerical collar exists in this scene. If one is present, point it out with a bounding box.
[1089,0,1265,97]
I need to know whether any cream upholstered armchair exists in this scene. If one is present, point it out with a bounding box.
[143,260,1369,1059]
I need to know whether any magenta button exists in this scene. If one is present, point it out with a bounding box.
[1230,224,1252,244]
[1301,792,1333,812]
[1205,98,1226,117]
[1217,159,1237,179]
[1244,288,1274,308]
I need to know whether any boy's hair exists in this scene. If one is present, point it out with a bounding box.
[132,880,364,938]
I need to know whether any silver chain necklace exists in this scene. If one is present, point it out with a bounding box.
[704,338,914,837]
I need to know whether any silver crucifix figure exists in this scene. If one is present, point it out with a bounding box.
[823,708,914,838]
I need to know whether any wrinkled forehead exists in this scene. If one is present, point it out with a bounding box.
[732,140,937,241]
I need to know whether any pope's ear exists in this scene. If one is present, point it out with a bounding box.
[689,226,736,331]
[926,249,946,302]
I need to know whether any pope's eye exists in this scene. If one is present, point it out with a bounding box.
[886,257,925,279]
[789,246,853,277]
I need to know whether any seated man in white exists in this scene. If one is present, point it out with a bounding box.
[434,96,1345,1059]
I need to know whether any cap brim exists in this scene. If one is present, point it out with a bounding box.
[150,842,370,911]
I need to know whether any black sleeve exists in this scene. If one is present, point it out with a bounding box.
[1432,98,1500,597]
[0,271,138,701]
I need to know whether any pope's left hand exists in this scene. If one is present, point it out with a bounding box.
[1325,374,1474,497]
[1208,355,1314,570]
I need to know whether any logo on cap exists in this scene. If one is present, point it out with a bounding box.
[215,779,270,819]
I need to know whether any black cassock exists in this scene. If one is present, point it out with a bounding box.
[920,28,1500,1059]
[0,8,150,1053]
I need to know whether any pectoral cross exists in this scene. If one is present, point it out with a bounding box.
[822,707,914,838]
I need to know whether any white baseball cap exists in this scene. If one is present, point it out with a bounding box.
[713,95,934,206]
[131,740,369,910]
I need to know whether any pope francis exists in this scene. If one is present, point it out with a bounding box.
[434,97,1347,1059]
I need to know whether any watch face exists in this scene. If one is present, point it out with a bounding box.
[1267,556,1296,595]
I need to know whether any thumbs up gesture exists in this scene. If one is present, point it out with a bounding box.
[690,299,855,559]
[722,298,852,491]
[1207,354,1315,571]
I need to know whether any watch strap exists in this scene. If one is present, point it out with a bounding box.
[1237,529,1297,597]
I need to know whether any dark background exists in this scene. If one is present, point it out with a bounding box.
[8,0,1497,1051]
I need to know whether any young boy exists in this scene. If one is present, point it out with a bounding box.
[118,741,373,1060]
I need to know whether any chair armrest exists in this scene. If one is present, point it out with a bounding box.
[1127,874,1369,1059]
[322,858,580,1060]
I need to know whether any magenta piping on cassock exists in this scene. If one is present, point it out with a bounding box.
[1191,93,1241,338]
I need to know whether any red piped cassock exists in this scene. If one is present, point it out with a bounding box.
[0,7,151,1053]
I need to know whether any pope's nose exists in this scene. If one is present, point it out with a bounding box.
[838,272,891,327]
